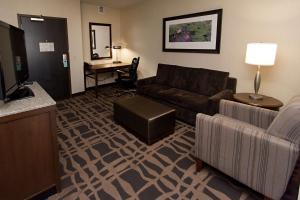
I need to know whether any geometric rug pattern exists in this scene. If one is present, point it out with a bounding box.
[48,85,262,200]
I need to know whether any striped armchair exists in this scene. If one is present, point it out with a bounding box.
[195,97,300,200]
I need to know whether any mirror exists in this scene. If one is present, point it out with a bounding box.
[89,23,112,60]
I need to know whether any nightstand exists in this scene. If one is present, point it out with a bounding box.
[233,93,283,111]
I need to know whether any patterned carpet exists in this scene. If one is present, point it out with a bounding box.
[49,85,262,200]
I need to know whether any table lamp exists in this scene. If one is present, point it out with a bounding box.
[113,45,122,64]
[245,43,277,100]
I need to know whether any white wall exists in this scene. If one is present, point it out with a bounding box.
[81,3,121,86]
[0,0,84,94]
[120,0,300,103]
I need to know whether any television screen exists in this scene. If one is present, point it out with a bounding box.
[0,22,18,99]
[10,26,29,84]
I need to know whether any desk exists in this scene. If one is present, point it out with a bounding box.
[84,62,131,98]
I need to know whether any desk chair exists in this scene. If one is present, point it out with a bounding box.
[116,57,140,88]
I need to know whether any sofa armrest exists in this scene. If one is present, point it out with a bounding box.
[195,113,299,200]
[226,77,237,93]
[137,76,157,87]
[208,89,233,115]
[219,99,278,129]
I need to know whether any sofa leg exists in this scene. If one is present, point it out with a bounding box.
[195,158,204,172]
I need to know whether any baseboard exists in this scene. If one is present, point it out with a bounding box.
[71,83,119,97]
[71,91,86,97]
[86,82,118,91]
[27,185,57,200]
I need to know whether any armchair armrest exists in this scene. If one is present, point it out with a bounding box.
[195,113,299,200]
[208,89,234,115]
[116,69,126,74]
[137,76,157,87]
[219,99,278,129]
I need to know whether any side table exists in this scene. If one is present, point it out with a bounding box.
[233,93,283,111]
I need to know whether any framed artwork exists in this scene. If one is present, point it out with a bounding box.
[163,9,223,54]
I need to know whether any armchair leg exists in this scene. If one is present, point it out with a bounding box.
[195,158,204,172]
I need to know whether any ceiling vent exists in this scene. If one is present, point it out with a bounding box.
[98,6,105,14]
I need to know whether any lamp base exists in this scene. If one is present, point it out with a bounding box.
[249,93,263,100]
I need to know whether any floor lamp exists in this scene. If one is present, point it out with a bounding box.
[245,43,277,100]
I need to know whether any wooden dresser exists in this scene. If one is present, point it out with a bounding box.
[0,82,60,200]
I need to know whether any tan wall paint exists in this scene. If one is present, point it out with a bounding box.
[81,3,121,86]
[0,0,84,94]
[120,0,300,103]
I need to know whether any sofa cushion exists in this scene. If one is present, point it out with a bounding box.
[156,64,229,96]
[156,64,174,85]
[137,84,172,99]
[157,88,209,113]
[187,68,229,96]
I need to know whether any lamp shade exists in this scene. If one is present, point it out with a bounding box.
[245,43,277,66]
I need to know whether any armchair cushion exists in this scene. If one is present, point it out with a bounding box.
[195,113,299,200]
[219,100,278,129]
[267,100,300,144]
[287,95,300,105]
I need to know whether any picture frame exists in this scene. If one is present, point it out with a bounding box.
[163,9,223,54]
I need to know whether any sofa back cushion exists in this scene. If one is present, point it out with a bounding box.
[156,64,229,96]
[267,95,300,145]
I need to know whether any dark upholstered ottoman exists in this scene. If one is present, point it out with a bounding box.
[114,95,176,145]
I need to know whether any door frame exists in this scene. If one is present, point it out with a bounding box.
[17,14,72,99]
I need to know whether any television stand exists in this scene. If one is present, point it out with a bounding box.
[7,86,34,102]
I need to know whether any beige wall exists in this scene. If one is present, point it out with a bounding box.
[121,0,300,103]
[0,0,84,94]
[81,3,121,86]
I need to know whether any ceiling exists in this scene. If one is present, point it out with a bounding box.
[80,0,145,8]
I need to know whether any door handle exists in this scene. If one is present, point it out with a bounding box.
[63,53,68,68]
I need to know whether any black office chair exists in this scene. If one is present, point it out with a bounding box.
[116,57,140,88]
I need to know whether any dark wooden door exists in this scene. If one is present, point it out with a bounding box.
[19,15,71,100]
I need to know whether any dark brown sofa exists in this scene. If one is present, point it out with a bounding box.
[137,64,237,125]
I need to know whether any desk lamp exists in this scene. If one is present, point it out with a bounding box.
[113,45,122,64]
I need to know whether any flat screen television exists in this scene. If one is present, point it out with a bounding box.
[0,20,33,102]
